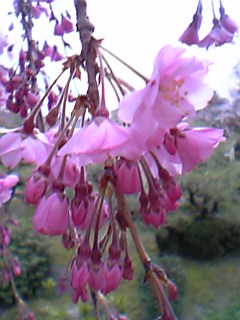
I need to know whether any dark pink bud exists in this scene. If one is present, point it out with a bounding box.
[42,41,53,57]
[25,173,47,205]
[118,316,128,320]
[26,92,39,108]
[54,21,64,36]
[62,231,74,250]
[33,192,69,236]
[27,312,36,320]
[51,46,64,61]
[60,14,74,33]
[70,258,89,293]
[13,263,21,276]
[46,106,59,127]
[59,276,67,293]
[122,254,134,280]
[199,19,234,48]
[179,1,202,45]
[6,99,19,113]
[31,5,48,19]
[166,280,178,301]
[115,158,141,194]
[20,105,28,118]
[219,3,238,34]
[88,262,106,292]
[1,226,11,246]
[104,262,122,294]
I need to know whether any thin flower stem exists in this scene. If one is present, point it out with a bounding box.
[60,69,75,131]
[139,156,155,190]
[117,77,135,92]
[148,272,164,313]
[97,292,118,319]
[91,291,101,320]
[117,194,150,266]
[2,247,23,306]
[100,45,149,83]
[67,106,85,139]
[107,187,118,245]
[93,186,108,248]
[26,69,66,123]
[116,194,177,319]
[105,70,121,102]
[44,112,76,166]
[57,154,68,181]
[153,273,177,319]
[211,0,216,19]
[101,53,126,96]
[95,48,109,116]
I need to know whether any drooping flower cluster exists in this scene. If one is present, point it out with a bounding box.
[0,0,230,318]
[0,42,224,305]
[0,173,21,303]
[179,0,238,48]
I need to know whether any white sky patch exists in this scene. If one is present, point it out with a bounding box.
[0,0,239,100]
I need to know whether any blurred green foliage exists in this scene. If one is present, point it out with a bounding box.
[156,217,240,260]
[0,227,50,305]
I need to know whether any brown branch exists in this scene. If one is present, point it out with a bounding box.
[74,0,99,111]
[74,0,95,58]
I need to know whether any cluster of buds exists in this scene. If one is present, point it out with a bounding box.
[0,0,233,318]
[0,173,21,292]
[0,172,36,320]
[179,0,238,48]
[0,0,75,117]
[0,41,223,319]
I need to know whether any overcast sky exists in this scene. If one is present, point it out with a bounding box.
[0,0,240,98]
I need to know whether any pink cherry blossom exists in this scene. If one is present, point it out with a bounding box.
[118,45,213,131]
[0,174,19,207]
[58,117,133,164]
[0,129,53,169]
[163,124,225,174]
[49,155,80,188]
[33,192,69,236]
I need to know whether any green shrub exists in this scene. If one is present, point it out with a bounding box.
[0,227,50,305]
[180,218,226,259]
[156,217,240,260]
